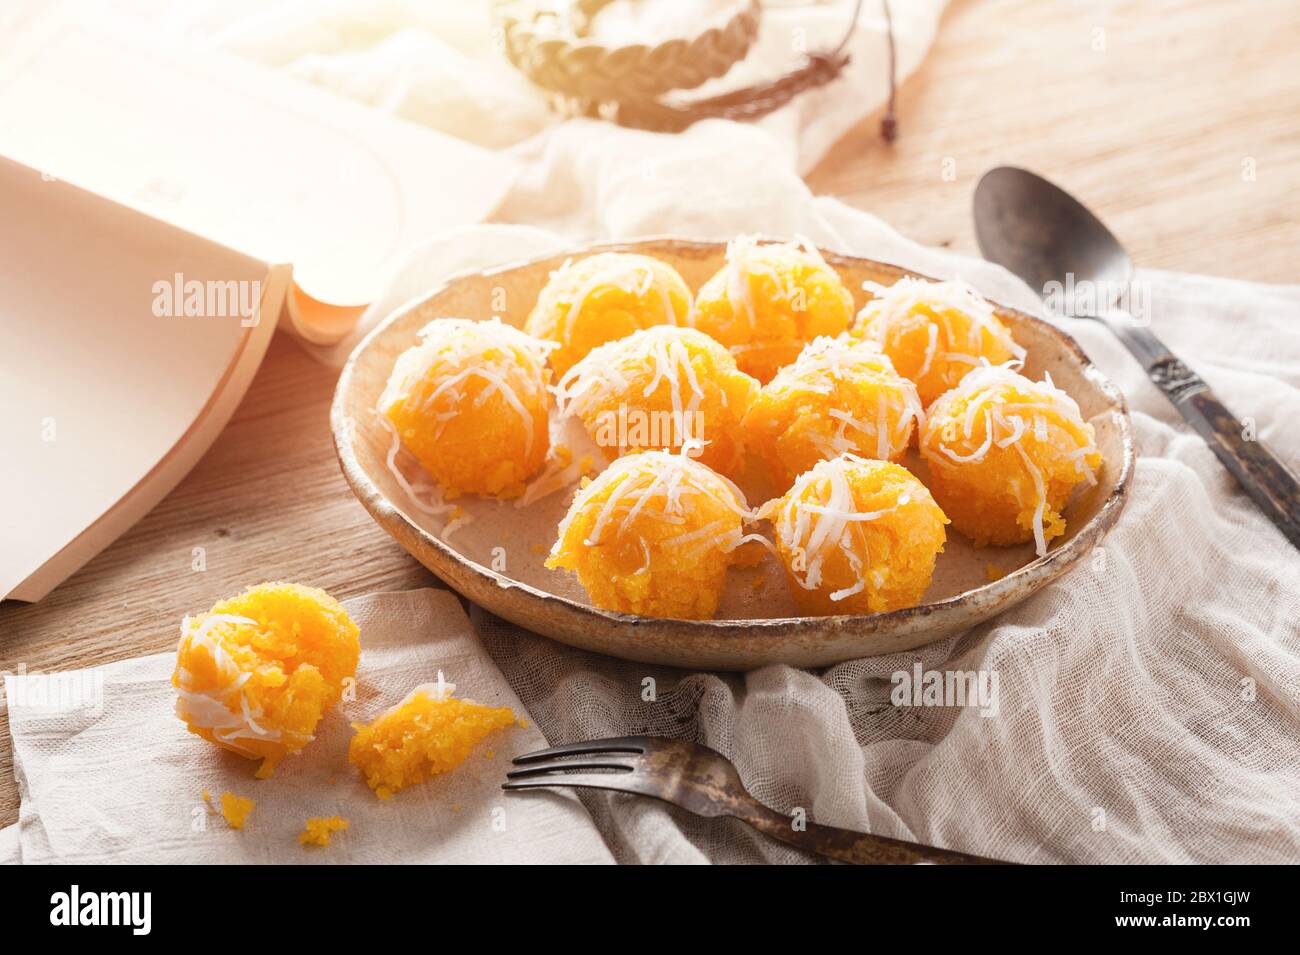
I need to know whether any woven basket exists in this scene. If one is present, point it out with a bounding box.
[495,0,887,135]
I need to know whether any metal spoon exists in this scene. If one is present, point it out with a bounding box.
[973,166,1300,551]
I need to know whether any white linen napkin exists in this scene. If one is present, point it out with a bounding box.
[0,820,17,865]
[2,589,614,864]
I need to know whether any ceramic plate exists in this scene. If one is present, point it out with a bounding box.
[331,238,1134,669]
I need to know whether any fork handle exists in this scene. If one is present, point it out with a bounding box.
[1099,311,1300,551]
[732,801,1005,865]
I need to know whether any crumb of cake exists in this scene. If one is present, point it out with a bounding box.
[689,235,854,383]
[758,455,947,615]
[555,325,759,478]
[299,816,349,847]
[378,318,553,500]
[985,563,1007,582]
[348,673,516,800]
[517,718,530,729]
[525,252,692,376]
[850,277,1024,405]
[172,582,360,777]
[451,804,461,812]
[742,335,923,490]
[201,789,211,803]
[220,792,255,830]
[547,448,760,619]
[919,364,1102,555]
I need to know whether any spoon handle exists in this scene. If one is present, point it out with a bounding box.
[1102,314,1300,551]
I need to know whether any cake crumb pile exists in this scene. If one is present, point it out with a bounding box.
[299,816,349,847]
[220,792,255,830]
[348,673,517,800]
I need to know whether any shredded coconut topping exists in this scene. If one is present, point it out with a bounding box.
[553,325,725,449]
[706,234,831,331]
[767,335,926,460]
[926,362,1100,557]
[548,254,684,335]
[175,614,285,753]
[379,317,553,459]
[856,276,1026,367]
[553,447,751,558]
[758,454,907,599]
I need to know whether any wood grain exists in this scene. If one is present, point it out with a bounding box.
[2,0,1297,827]
[806,0,1300,283]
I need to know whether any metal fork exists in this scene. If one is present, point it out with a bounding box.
[503,736,1006,865]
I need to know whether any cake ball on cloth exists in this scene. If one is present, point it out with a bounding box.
[741,335,924,491]
[172,583,360,778]
[546,448,757,619]
[690,235,855,383]
[851,276,1024,405]
[554,325,759,478]
[758,455,948,616]
[348,672,518,800]
[525,252,692,376]
[378,318,553,500]
[919,364,1103,555]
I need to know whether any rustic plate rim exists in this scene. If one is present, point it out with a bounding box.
[330,235,1135,640]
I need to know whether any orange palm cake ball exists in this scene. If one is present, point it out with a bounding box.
[378,318,553,500]
[690,235,855,383]
[525,252,692,376]
[742,335,924,490]
[758,455,948,615]
[851,277,1025,405]
[919,364,1102,556]
[554,325,759,477]
[348,672,517,800]
[172,583,360,778]
[546,449,756,619]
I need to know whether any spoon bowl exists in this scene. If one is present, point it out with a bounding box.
[974,167,1134,306]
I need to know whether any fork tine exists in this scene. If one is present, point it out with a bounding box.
[506,757,636,779]
[502,773,648,796]
[511,736,649,765]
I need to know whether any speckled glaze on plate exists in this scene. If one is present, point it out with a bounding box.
[331,238,1134,670]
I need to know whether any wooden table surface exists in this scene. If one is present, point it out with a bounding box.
[2,0,1296,828]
